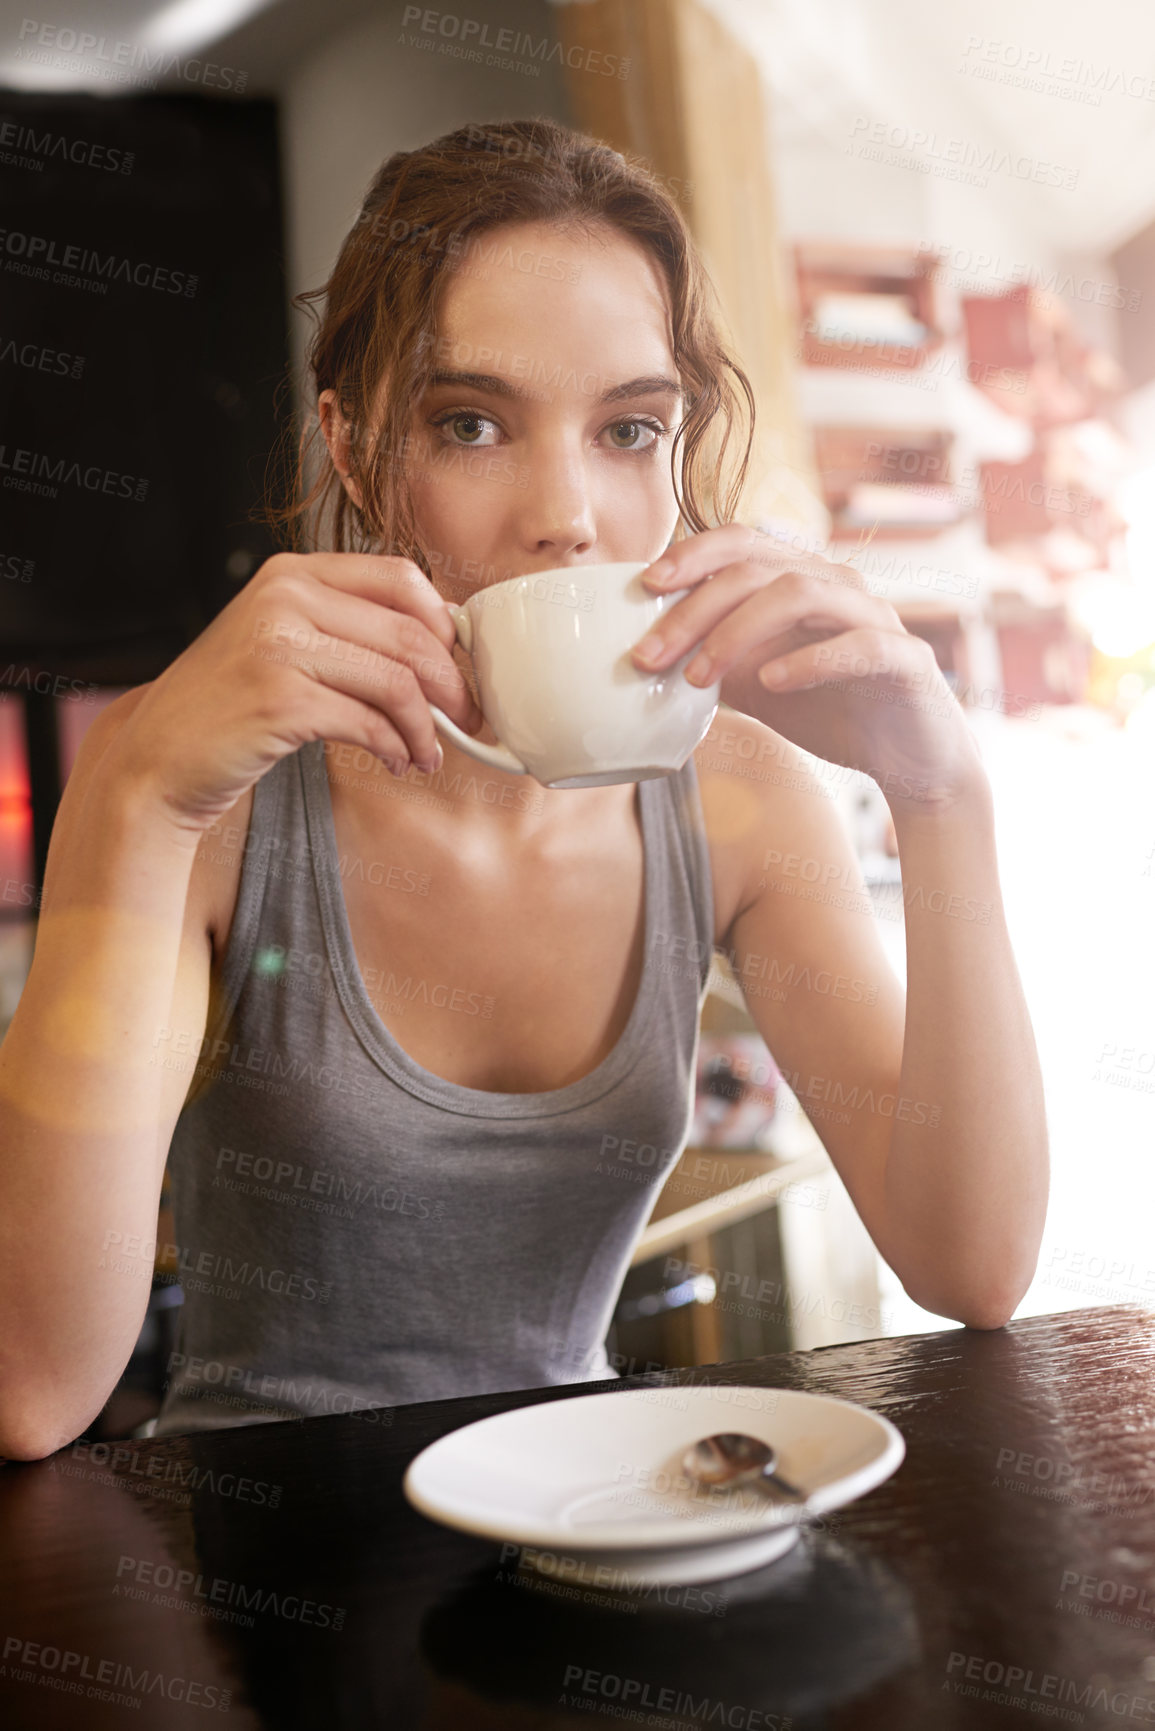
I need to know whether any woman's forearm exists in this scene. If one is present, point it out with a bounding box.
[0,731,205,1459]
[881,778,1049,1327]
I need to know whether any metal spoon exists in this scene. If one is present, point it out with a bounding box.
[682,1432,806,1506]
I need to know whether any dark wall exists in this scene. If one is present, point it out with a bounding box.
[0,91,289,686]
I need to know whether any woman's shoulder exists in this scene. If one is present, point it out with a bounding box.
[695,709,812,791]
[692,710,840,944]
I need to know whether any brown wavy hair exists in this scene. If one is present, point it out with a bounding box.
[266,117,755,574]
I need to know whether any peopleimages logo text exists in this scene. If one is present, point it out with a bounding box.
[400,6,630,76]
[2,1635,231,1711]
[0,227,197,295]
[0,114,133,173]
[0,443,147,501]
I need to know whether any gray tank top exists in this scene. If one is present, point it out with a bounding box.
[153,740,715,1435]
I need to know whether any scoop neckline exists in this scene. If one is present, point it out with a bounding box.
[299,741,662,1119]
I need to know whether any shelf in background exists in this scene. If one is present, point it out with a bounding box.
[795,241,945,372]
[813,424,970,538]
[961,283,1127,427]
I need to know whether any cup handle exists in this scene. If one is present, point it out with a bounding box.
[428,604,529,777]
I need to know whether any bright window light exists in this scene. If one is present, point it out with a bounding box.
[0,0,279,88]
[140,0,280,55]
[1068,575,1155,660]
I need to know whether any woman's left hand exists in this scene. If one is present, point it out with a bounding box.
[629,524,988,816]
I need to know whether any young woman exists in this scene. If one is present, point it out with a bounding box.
[0,119,1048,1455]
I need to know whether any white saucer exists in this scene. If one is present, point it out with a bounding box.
[403,1384,904,1585]
[499,1522,802,1588]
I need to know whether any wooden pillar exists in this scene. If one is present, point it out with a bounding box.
[558,0,823,530]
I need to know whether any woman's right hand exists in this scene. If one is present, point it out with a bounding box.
[104,552,485,837]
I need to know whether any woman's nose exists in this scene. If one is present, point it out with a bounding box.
[515,451,597,557]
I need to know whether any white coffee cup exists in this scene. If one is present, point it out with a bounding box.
[428,560,721,789]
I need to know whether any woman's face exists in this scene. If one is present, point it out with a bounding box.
[404,217,684,597]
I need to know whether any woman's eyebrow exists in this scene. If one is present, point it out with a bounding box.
[425,369,682,403]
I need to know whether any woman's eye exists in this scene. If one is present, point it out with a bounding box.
[433,412,498,446]
[604,419,662,451]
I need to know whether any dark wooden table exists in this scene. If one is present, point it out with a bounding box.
[4,1304,1155,1729]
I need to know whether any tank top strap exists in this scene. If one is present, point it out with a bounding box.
[204,750,302,1046]
[659,753,716,994]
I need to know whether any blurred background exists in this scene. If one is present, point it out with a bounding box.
[2,0,1154,1433]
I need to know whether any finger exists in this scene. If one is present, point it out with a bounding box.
[267,552,459,653]
[297,649,444,772]
[640,526,854,593]
[632,566,894,684]
[306,687,421,778]
[248,604,456,771]
[257,581,483,734]
[639,525,767,590]
[757,626,934,696]
[323,589,483,732]
[631,561,761,670]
